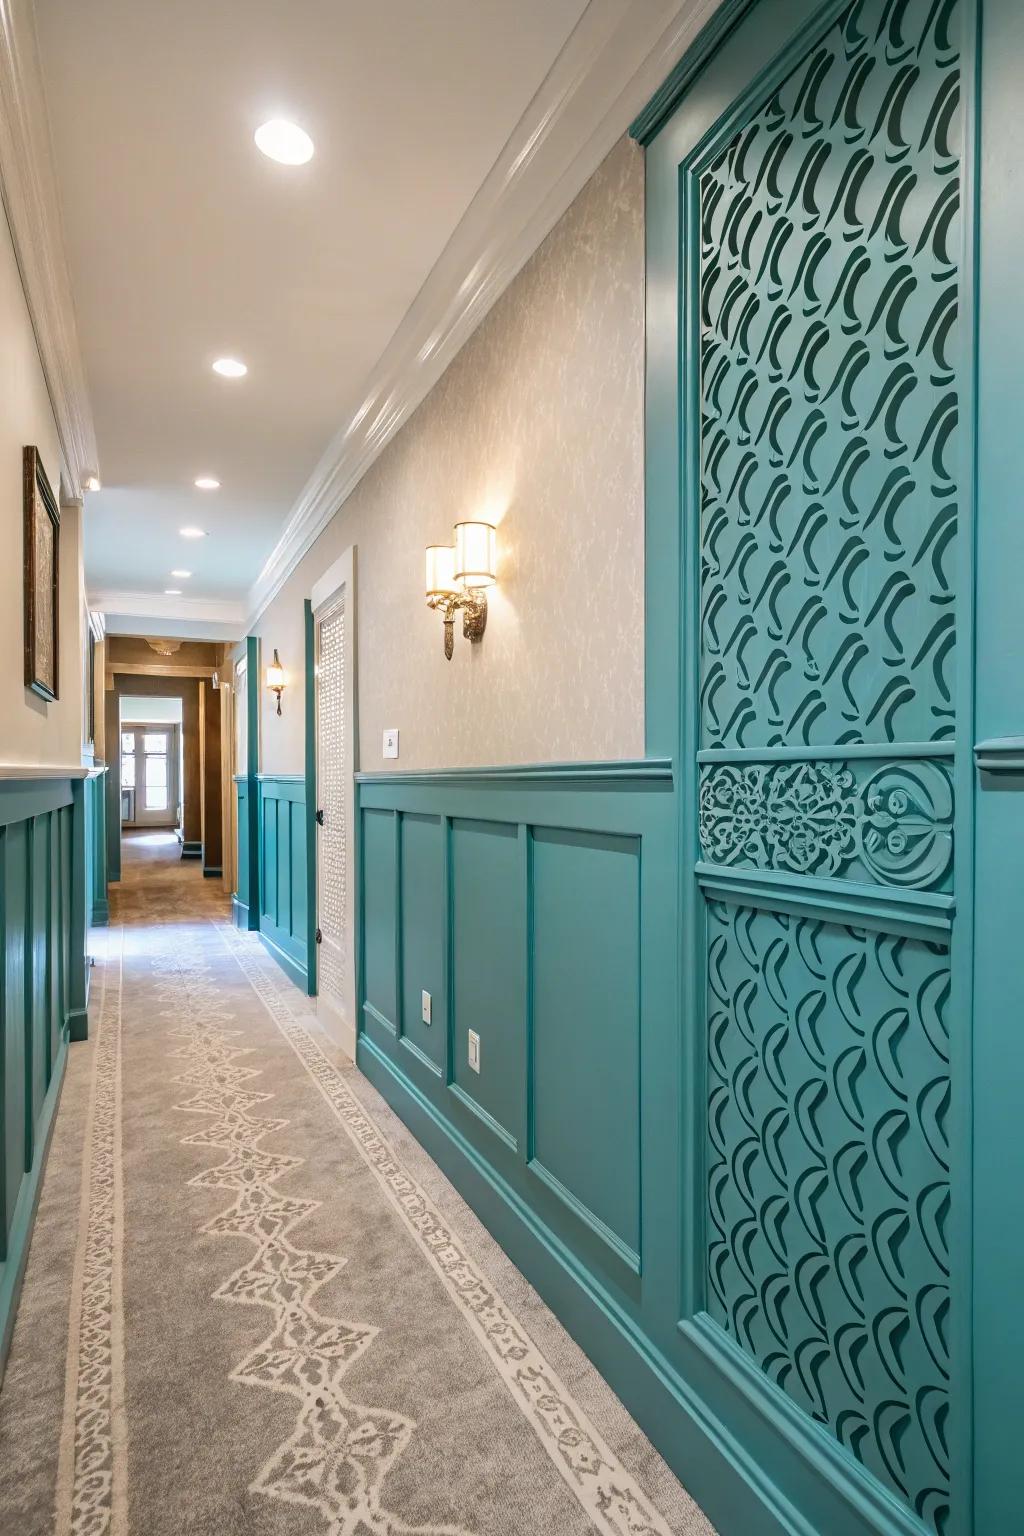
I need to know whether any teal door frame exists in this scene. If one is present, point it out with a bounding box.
[303,598,317,997]
[233,635,262,930]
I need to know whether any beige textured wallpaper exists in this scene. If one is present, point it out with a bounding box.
[258,136,645,776]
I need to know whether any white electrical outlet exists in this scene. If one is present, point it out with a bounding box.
[421,990,432,1025]
[383,728,399,759]
[468,1030,481,1073]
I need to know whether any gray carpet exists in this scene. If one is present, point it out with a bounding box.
[0,843,715,1535]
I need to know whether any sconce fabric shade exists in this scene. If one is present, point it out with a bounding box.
[454,521,496,589]
[266,650,286,690]
[425,543,460,599]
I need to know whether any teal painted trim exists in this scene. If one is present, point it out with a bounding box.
[449,1083,518,1153]
[973,737,1024,773]
[202,867,223,879]
[0,778,75,825]
[231,895,249,930]
[67,1006,88,1044]
[628,0,756,144]
[0,774,77,1376]
[362,1000,396,1036]
[680,1317,931,1536]
[695,863,955,940]
[0,1035,66,1374]
[970,0,1021,1529]
[256,925,307,993]
[85,769,109,929]
[256,775,311,993]
[180,841,202,860]
[243,634,261,925]
[356,758,672,787]
[67,781,89,1043]
[303,599,317,998]
[527,1158,641,1276]
[399,1033,443,1079]
[361,1030,933,1536]
[696,742,955,765]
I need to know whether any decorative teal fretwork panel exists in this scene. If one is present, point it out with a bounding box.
[698,757,953,888]
[699,0,962,749]
[706,900,951,1530]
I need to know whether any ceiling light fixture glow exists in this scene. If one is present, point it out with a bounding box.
[170,570,192,579]
[194,476,220,490]
[255,118,314,165]
[164,588,182,596]
[179,527,207,539]
[212,357,247,378]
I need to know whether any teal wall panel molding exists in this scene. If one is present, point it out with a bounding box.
[256,774,313,993]
[0,774,80,1374]
[85,767,109,927]
[232,635,261,932]
[303,600,317,998]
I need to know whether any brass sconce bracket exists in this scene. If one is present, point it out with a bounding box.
[430,590,488,660]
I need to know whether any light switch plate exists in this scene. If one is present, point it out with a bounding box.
[383,728,399,759]
[468,1029,480,1073]
[421,990,431,1025]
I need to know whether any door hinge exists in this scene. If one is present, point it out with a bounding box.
[315,808,324,826]
[315,928,323,944]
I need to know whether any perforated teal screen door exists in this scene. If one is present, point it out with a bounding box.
[651,0,973,1531]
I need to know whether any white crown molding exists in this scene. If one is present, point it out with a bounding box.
[0,0,97,499]
[92,589,247,629]
[246,0,723,629]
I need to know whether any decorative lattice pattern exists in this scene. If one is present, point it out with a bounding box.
[706,905,951,1529]
[317,599,347,1004]
[697,3,961,1530]
[698,0,961,750]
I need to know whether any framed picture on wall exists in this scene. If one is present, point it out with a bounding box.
[23,445,60,702]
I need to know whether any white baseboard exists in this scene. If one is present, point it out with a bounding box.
[316,992,356,1062]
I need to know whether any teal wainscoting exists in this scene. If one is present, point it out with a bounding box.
[256,775,314,993]
[84,767,109,927]
[232,775,257,930]
[353,765,773,1512]
[0,773,89,1371]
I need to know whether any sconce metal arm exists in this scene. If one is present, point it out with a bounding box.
[429,589,488,660]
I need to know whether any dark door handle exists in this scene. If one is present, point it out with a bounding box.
[315,809,324,825]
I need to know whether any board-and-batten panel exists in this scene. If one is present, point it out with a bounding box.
[692,1,961,1528]
[0,778,85,1372]
[355,770,663,1298]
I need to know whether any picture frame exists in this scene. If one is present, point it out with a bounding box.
[23,445,60,702]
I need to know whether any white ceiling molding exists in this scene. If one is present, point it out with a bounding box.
[0,0,97,499]
[246,0,723,629]
[92,589,247,631]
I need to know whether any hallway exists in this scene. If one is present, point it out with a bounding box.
[0,841,710,1536]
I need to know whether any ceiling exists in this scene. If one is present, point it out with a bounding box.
[33,0,590,609]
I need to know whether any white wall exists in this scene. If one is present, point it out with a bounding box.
[0,203,85,768]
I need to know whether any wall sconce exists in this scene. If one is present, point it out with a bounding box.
[266,649,286,714]
[425,521,497,660]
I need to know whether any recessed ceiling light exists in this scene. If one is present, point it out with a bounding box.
[179,527,207,539]
[84,472,101,492]
[212,357,247,378]
[255,118,314,165]
[164,588,182,596]
[170,569,192,579]
[194,476,220,490]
